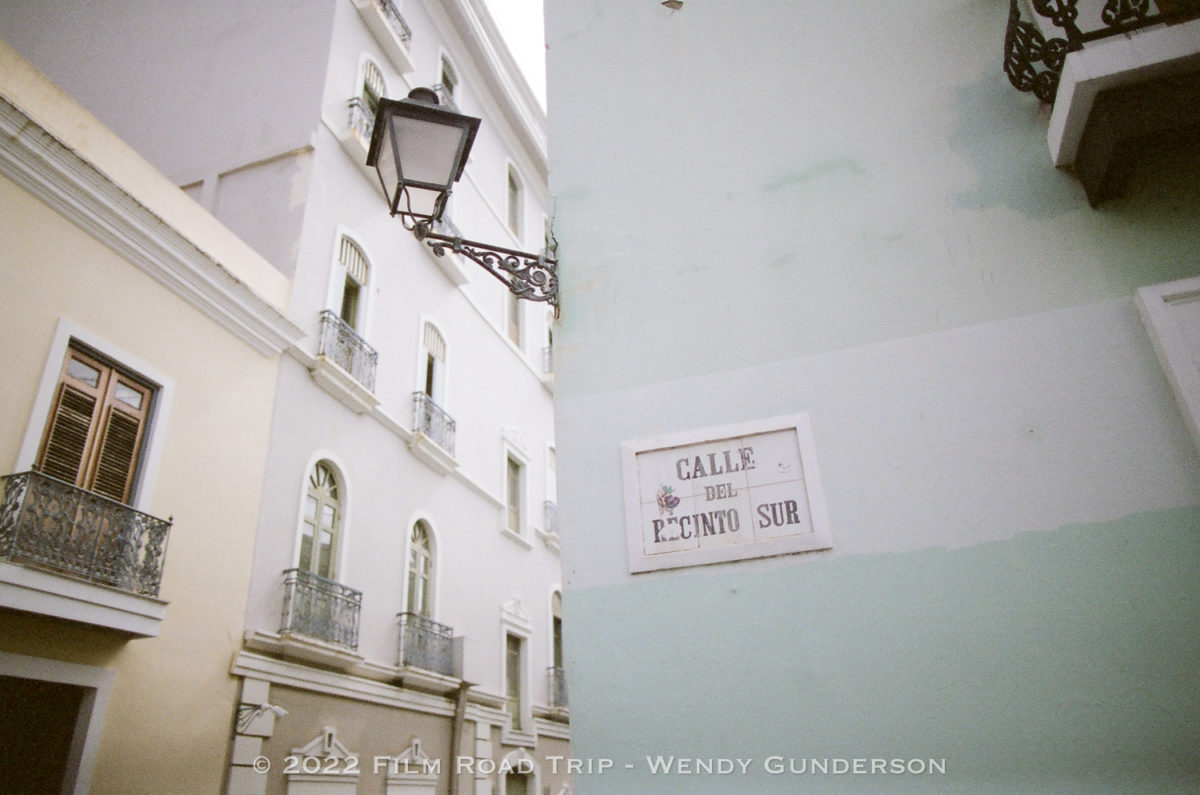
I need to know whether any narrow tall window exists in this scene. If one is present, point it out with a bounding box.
[552,591,564,669]
[506,455,522,534]
[506,167,522,238]
[422,322,446,402]
[407,521,433,617]
[361,59,385,115]
[440,55,458,105]
[36,344,153,505]
[338,236,370,331]
[300,461,341,579]
[506,633,524,730]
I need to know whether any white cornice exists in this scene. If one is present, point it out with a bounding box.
[0,98,305,357]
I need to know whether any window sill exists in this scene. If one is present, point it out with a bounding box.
[0,560,167,637]
[535,528,560,553]
[501,528,533,550]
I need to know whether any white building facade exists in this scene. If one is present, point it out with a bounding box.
[0,2,567,793]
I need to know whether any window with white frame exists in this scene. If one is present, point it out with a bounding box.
[35,342,156,505]
[299,460,342,579]
[438,54,459,108]
[336,236,370,332]
[505,632,525,731]
[551,591,564,670]
[505,454,523,535]
[506,166,523,239]
[406,520,434,617]
[420,321,446,403]
[361,58,385,116]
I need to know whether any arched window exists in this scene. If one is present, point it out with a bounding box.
[337,236,370,331]
[407,520,433,617]
[300,461,342,578]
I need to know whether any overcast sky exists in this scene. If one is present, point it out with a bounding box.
[482,0,547,108]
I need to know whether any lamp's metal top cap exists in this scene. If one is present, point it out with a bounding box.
[407,87,440,105]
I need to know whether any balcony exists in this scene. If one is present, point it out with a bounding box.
[0,471,172,636]
[542,345,554,375]
[1,470,170,596]
[280,568,362,651]
[1004,0,1200,203]
[548,665,568,709]
[409,392,457,473]
[397,612,459,678]
[544,500,558,536]
[310,310,380,414]
[352,0,416,74]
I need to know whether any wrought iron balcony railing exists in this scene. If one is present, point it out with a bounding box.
[319,310,379,392]
[544,499,558,536]
[1005,0,1200,102]
[548,665,568,708]
[280,568,362,650]
[0,471,172,597]
[397,612,457,676]
[347,97,374,142]
[374,0,412,43]
[412,392,456,456]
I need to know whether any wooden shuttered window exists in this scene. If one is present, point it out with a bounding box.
[35,346,153,505]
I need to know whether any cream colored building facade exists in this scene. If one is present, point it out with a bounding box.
[0,42,302,793]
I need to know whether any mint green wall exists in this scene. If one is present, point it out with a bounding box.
[567,506,1200,793]
[546,0,1200,790]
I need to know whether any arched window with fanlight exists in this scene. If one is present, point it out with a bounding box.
[406,520,434,617]
[299,460,342,579]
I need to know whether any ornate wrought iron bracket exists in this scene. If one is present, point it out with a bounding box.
[410,221,558,309]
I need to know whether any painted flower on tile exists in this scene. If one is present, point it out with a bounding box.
[656,484,680,516]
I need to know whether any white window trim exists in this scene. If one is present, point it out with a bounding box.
[505,162,525,246]
[1137,275,1200,457]
[15,317,175,513]
[414,315,451,407]
[501,430,532,544]
[402,510,441,618]
[357,53,388,105]
[290,451,353,584]
[499,599,534,746]
[324,228,376,338]
[0,652,114,795]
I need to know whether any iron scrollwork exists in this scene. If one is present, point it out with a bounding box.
[413,221,559,308]
[1003,0,1193,103]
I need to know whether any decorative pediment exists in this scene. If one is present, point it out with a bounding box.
[292,726,355,759]
[500,597,533,634]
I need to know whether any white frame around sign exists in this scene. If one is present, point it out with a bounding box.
[620,414,832,573]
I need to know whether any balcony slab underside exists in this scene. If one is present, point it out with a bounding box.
[0,560,167,637]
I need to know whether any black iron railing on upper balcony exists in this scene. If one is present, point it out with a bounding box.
[548,665,568,708]
[319,310,379,392]
[347,97,375,142]
[397,612,457,676]
[412,392,456,456]
[544,500,558,536]
[0,471,172,597]
[374,0,412,43]
[1005,0,1200,102]
[280,568,362,650]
